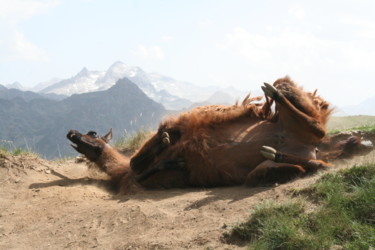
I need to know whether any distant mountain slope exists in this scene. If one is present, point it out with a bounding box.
[0,86,47,101]
[339,96,375,116]
[5,82,25,90]
[147,72,219,102]
[0,84,66,101]
[0,78,166,159]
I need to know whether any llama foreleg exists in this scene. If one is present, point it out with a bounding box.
[245,160,305,186]
[261,146,333,172]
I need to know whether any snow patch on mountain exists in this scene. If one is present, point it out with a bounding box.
[148,73,218,102]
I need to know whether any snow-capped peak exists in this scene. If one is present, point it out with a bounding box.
[76,67,90,78]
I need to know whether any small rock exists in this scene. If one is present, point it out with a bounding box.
[45,169,51,174]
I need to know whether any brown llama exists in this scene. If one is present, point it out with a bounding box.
[67,77,343,194]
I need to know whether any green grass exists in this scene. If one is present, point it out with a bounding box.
[0,139,38,157]
[114,129,152,154]
[328,115,375,132]
[226,164,375,249]
[0,146,36,157]
[329,124,375,134]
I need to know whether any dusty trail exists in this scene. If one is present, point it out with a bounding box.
[0,152,373,250]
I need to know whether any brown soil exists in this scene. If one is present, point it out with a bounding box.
[0,151,373,250]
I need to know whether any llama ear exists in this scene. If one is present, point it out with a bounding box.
[102,128,113,143]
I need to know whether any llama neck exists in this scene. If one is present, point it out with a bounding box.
[95,145,131,179]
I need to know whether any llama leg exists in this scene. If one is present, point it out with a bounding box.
[118,171,141,195]
[262,83,326,139]
[261,146,333,172]
[245,160,305,187]
[135,159,185,182]
[139,169,189,189]
[117,167,189,194]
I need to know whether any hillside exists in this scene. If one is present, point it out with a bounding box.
[0,78,166,159]
[0,145,373,249]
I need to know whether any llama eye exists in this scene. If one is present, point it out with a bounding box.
[87,131,98,138]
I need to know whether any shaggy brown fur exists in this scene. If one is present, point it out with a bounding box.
[68,77,339,194]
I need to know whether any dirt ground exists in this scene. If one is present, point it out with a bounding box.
[0,151,373,250]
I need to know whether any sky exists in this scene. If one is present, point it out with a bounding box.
[0,0,374,107]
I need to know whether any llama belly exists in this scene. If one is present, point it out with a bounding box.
[187,141,274,187]
[280,137,318,160]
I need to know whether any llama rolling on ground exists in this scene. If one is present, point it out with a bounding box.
[67,77,372,194]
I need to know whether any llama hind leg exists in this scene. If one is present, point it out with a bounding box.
[262,82,326,139]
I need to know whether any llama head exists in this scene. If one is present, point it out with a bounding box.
[67,129,112,162]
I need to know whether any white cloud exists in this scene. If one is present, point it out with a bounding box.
[133,44,165,60]
[7,30,49,61]
[288,6,306,20]
[216,26,375,106]
[219,27,375,73]
[340,16,375,40]
[0,0,60,22]
[197,19,214,29]
[0,0,59,62]
[159,36,173,42]
[341,16,375,30]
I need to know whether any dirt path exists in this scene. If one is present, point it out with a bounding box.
[0,152,373,250]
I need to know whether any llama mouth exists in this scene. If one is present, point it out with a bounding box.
[67,131,82,144]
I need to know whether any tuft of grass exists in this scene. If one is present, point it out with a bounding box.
[228,201,318,249]
[226,164,375,249]
[0,139,38,157]
[0,146,37,157]
[114,130,152,155]
[329,124,375,134]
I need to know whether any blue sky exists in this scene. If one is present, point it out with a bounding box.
[0,0,374,107]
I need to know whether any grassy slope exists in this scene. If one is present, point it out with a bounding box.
[226,164,375,249]
[224,117,375,249]
[328,115,375,131]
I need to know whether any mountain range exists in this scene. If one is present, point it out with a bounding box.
[36,61,231,110]
[9,61,249,110]
[0,78,166,159]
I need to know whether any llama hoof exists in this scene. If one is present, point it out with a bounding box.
[260,145,277,160]
[262,82,280,100]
